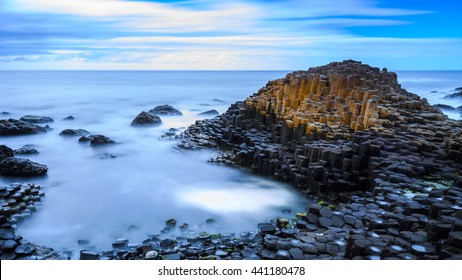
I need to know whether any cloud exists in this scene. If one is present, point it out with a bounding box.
[0,0,458,70]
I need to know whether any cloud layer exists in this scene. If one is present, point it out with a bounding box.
[0,0,460,69]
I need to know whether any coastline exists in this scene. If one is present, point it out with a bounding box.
[1,61,462,260]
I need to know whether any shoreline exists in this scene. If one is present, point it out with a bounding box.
[1,61,462,260]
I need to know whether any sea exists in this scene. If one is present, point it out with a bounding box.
[0,70,461,258]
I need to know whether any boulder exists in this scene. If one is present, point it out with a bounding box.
[63,115,74,121]
[19,115,54,123]
[60,129,90,136]
[433,104,456,111]
[79,135,116,146]
[198,110,219,116]
[14,145,39,155]
[131,111,161,126]
[0,145,14,159]
[149,105,183,116]
[0,119,47,135]
[0,157,48,176]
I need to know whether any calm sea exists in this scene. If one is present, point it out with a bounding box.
[0,70,461,258]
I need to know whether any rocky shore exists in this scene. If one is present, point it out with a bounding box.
[174,60,462,259]
[1,60,462,260]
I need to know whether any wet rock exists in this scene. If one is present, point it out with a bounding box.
[149,105,183,116]
[80,250,100,260]
[0,226,15,239]
[63,115,74,120]
[0,119,47,135]
[0,145,14,159]
[260,249,276,260]
[60,129,90,136]
[79,135,116,146]
[14,145,39,155]
[433,104,456,111]
[275,249,291,260]
[145,250,159,260]
[166,219,177,228]
[19,115,54,123]
[198,110,219,117]
[258,223,276,235]
[15,244,33,255]
[2,239,18,250]
[163,253,181,260]
[289,247,304,260]
[0,158,48,176]
[131,111,162,126]
[447,231,462,249]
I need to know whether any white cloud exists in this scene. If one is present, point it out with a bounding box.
[14,0,260,32]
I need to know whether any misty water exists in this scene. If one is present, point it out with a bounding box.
[0,70,461,258]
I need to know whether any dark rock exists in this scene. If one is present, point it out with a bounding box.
[198,110,219,117]
[318,217,333,228]
[80,250,99,260]
[163,253,181,260]
[260,249,276,260]
[2,239,18,251]
[14,145,39,155]
[319,207,333,218]
[63,115,74,120]
[166,219,177,228]
[433,104,456,111]
[79,135,116,146]
[149,105,183,116]
[289,247,304,260]
[445,90,462,99]
[1,112,11,115]
[0,119,47,135]
[145,250,159,260]
[0,145,14,159]
[131,111,162,126]
[160,239,175,248]
[60,129,90,136]
[0,158,48,176]
[19,115,54,123]
[300,243,318,254]
[0,251,16,260]
[15,244,33,255]
[0,227,14,240]
[258,223,276,235]
[275,249,291,260]
[447,231,462,249]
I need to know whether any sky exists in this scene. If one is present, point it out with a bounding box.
[0,0,461,70]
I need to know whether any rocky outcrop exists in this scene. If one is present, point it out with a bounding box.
[14,145,39,155]
[198,110,219,117]
[0,183,69,260]
[149,105,183,116]
[0,145,47,177]
[178,60,462,259]
[0,158,48,177]
[79,134,116,146]
[0,119,47,136]
[19,115,54,123]
[131,111,162,126]
[59,129,90,136]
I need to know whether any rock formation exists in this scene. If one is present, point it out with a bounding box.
[178,60,462,259]
[0,119,47,135]
[149,105,183,116]
[131,111,162,126]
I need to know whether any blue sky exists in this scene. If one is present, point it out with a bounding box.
[0,0,461,70]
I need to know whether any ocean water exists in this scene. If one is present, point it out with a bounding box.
[0,70,307,258]
[0,70,461,258]
[396,71,462,120]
